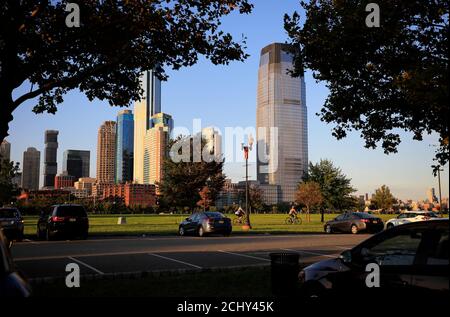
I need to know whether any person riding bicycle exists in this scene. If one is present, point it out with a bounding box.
[234,207,245,222]
[288,206,298,219]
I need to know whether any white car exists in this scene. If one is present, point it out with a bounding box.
[385,211,439,229]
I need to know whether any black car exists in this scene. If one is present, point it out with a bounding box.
[299,219,449,300]
[324,212,383,234]
[179,212,232,237]
[37,204,89,240]
[0,229,31,297]
[0,207,24,242]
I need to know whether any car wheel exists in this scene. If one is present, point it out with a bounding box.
[46,229,53,241]
[386,223,394,230]
[325,224,332,234]
[198,226,205,237]
[351,224,358,234]
[179,226,185,236]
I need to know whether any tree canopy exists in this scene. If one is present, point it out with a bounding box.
[0,0,253,141]
[371,185,397,211]
[0,156,20,205]
[285,0,449,170]
[295,180,323,222]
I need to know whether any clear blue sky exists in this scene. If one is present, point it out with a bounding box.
[7,0,448,201]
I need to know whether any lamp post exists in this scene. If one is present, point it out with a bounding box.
[241,135,254,229]
[436,166,444,215]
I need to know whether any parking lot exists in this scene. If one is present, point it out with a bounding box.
[12,234,369,280]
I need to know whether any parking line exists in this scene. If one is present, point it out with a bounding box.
[280,248,337,258]
[148,253,202,269]
[67,256,105,275]
[218,250,270,262]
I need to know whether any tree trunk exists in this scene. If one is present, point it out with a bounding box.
[0,92,15,143]
[321,208,324,223]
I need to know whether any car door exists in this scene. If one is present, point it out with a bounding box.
[185,214,198,233]
[395,213,409,226]
[410,222,449,296]
[336,213,351,232]
[332,214,346,232]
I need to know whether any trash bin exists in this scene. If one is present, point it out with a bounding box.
[269,252,300,296]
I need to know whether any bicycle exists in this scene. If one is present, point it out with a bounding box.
[285,215,302,225]
[233,216,247,225]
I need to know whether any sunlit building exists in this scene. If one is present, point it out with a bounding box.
[22,147,41,190]
[115,110,134,183]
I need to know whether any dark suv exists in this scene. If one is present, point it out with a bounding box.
[37,204,89,240]
[0,207,24,242]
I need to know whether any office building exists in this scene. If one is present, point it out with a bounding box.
[96,121,116,184]
[426,188,438,203]
[0,140,11,161]
[134,70,162,184]
[102,182,156,208]
[63,150,90,180]
[256,43,308,203]
[74,177,96,196]
[201,127,222,161]
[54,172,75,189]
[43,130,59,188]
[115,110,134,183]
[22,147,40,190]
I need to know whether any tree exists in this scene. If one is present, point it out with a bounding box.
[0,0,253,141]
[238,184,264,213]
[371,185,397,212]
[197,186,212,211]
[158,135,225,211]
[284,1,449,170]
[295,181,323,222]
[0,157,20,205]
[306,160,357,217]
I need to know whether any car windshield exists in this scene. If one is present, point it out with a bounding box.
[425,212,438,218]
[55,206,87,217]
[354,212,377,219]
[0,208,18,218]
[204,212,225,218]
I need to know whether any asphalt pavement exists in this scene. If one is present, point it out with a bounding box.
[11,234,370,280]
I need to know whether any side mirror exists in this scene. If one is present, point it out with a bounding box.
[339,250,352,264]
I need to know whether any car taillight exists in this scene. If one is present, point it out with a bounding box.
[361,219,369,223]
[52,216,65,222]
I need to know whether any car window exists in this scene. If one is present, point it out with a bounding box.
[424,212,438,218]
[361,229,423,266]
[55,206,87,217]
[0,208,18,218]
[398,214,408,219]
[335,214,345,221]
[423,229,449,266]
[204,212,225,218]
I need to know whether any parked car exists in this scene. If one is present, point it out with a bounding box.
[37,204,89,240]
[0,229,31,297]
[386,211,440,229]
[0,207,24,242]
[179,212,232,237]
[324,212,383,234]
[299,219,449,300]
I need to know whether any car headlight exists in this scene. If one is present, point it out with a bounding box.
[298,270,306,284]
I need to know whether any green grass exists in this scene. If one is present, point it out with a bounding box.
[23,213,395,237]
[31,267,273,297]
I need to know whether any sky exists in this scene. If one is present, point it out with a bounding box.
[7,0,449,202]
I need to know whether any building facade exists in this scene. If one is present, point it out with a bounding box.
[134,70,162,184]
[115,110,134,184]
[43,130,59,188]
[0,140,11,161]
[63,150,90,180]
[54,172,75,189]
[102,182,156,208]
[256,43,308,203]
[74,177,96,196]
[96,121,116,184]
[22,147,41,190]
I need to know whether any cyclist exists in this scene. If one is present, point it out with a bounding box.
[288,206,298,220]
[234,207,245,223]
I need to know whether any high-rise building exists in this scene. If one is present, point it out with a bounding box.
[201,127,222,161]
[427,188,438,203]
[22,147,40,190]
[115,110,134,183]
[43,130,59,188]
[256,43,308,203]
[0,140,11,161]
[134,70,171,184]
[96,121,116,184]
[143,113,173,184]
[63,150,90,180]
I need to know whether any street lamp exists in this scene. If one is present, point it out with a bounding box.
[435,165,444,215]
[241,134,254,229]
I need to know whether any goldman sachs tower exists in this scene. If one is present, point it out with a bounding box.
[256,43,308,203]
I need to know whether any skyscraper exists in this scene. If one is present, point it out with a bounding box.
[63,150,90,180]
[43,130,59,188]
[133,70,166,184]
[143,113,173,184]
[201,127,222,161]
[115,110,134,183]
[256,43,308,203]
[22,147,40,190]
[96,121,116,184]
[427,188,438,203]
[0,139,11,161]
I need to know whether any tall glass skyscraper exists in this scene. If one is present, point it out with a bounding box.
[43,130,59,188]
[116,110,134,183]
[256,43,308,203]
[63,150,90,180]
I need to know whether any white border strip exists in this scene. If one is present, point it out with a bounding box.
[68,256,105,275]
[218,250,270,262]
[280,248,337,258]
[148,253,202,269]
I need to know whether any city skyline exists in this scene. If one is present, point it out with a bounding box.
[5,0,449,201]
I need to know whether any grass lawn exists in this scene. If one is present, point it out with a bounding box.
[23,213,395,237]
[31,267,273,297]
